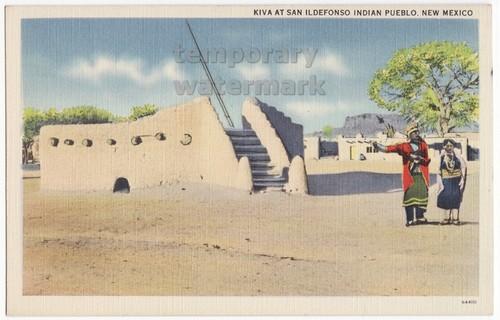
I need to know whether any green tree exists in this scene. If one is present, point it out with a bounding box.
[23,107,46,142]
[129,104,158,121]
[22,106,116,163]
[44,107,60,125]
[322,125,334,139]
[59,106,115,124]
[368,41,478,136]
[22,107,46,164]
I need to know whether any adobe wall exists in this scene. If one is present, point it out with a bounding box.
[337,134,469,164]
[254,99,304,159]
[304,136,320,160]
[39,97,251,191]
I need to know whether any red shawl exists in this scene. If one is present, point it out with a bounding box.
[386,141,431,191]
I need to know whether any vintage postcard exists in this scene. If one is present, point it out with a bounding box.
[5,4,493,316]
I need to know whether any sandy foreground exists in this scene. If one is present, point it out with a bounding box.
[23,161,479,296]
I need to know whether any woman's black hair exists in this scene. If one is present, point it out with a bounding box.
[442,139,456,148]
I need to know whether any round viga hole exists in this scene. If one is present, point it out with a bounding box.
[49,137,59,147]
[180,133,192,146]
[63,139,74,146]
[131,136,142,145]
[106,138,117,146]
[82,139,93,147]
[154,132,166,141]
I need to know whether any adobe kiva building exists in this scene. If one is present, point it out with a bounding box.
[39,97,308,194]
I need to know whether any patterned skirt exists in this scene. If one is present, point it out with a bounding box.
[403,173,428,208]
[437,176,462,209]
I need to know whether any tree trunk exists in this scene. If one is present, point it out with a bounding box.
[438,119,449,137]
[438,103,452,137]
[22,141,32,165]
[22,146,27,164]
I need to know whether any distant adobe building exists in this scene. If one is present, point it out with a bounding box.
[335,133,471,163]
[303,112,479,162]
[39,97,308,193]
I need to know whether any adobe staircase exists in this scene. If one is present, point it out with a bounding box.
[226,128,287,191]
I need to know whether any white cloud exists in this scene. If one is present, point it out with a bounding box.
[279,50,349,78]
[161,60,187,81]
[313,52,349,76]
[236,63,271,81]
[65,56,186,86]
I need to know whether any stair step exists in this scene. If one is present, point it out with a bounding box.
[229,136,261,145]
[253,181,286,188]
[250,161,273,168]
[237,153,270,161]
[251,169,280,176]
[226,127,287,191]
[234,145,267,153]
[253,176,286,183]
[226,129,257,137]
[254,186,285,192]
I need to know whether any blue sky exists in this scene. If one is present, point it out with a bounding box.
[22,18,478,132]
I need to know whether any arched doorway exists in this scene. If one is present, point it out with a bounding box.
[113,177,130,193]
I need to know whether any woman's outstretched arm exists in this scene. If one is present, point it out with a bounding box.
[373,142,388,153]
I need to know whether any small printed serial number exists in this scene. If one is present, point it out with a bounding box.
[461,300,477,304]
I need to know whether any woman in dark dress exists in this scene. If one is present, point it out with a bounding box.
[437,139,467,225]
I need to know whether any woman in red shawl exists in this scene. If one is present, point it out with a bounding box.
[374,123,431,227]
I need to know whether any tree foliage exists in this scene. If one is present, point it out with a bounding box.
[129,104,158,121]
[368,41,479,136]
[23,107,46,147]
[322,125,334,139]
[23,106,115,138]
[22,104,159,149]
[22,106,116,163]
[58,106,116,124]
[22,104,159,163]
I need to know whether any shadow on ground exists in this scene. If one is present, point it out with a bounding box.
[307,172,437,196]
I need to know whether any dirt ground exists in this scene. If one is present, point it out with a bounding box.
[23,162,479,296]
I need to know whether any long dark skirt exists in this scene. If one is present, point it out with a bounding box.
[437,176,463,209]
